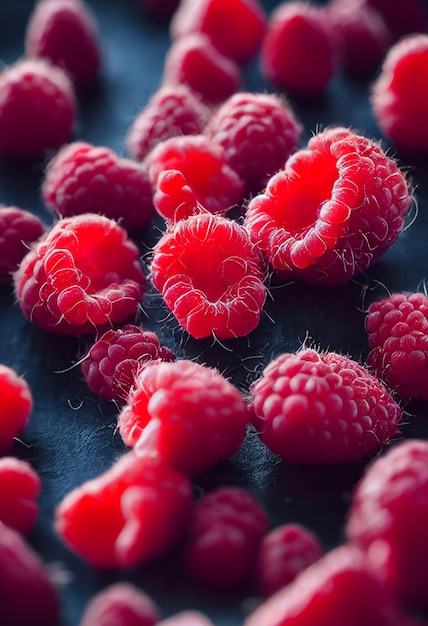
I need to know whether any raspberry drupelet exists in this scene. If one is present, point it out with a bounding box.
[152,169,203,224]
[79,583,160,626]
[0,206,45,283]
[0,364,33,455]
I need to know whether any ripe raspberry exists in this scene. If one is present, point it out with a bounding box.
[162,33,242,105]
[24,0,101,87]
[260,1,337,96]
[346,439,428,608]
[118,360,249,476]
[362,0,428,42]
[0,457,40,535]
[153,169,204,224]
[170,0,268,65]
[79,583,160,626]
[243,126,412,285]
[126,84,211,162]
[0,364,33,455]
[182,486,269,589]
[204,91,302,196]
[14,214,146,336]
[81,324,176,403]
[150,213,267,340]
[255,523,324,597]
[157,612,215,626]
[0,58,75,158]
[41,141,155,232]
[371,34,428,153]
[0,206,45,283]
[146,135,244,217]
[366,292,428,399]
[55,452,192,569]
[249,348,402,464]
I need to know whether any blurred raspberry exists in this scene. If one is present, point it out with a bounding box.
[0,364,33,455]
[0,457,40,535]
[0,206,45,283]
[79,583,160,626]
[362,0,428,42]
[157,612,216,626]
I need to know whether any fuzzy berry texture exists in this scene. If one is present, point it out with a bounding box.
[204,91,302,196]
[153,169,203,224]
[255,523,324,597]
[79,583,160,626]
[24,0,101,87]
[170,0,268,65]
[249,348,402,464]
[55,452,192,570]
[157,612,216,626]
[182,486,269,589]
[0,457,40,535]
[81,324,176,403]
[0,364,33,455]
[14,214,146,335]
[42,141,155,232]
[362,0,428,42]
[0,58,75,158]
[244,126,412,285]
[366,292,428,399]
[117,360,249,476]
[150,213,267,340]
[371,34,428,153]
[0,206,45,283]
[126,84,211,162]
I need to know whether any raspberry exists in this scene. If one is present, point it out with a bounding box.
[260,1,337,96]
[118,360,249,476]
[362,0,428,42]
[0,206,45,283]
[157,612,215,626]
[153,169,204,224]
[150,213,267,340]
[346,439,428,608]
[255,523,324,597]
[162,33,242,105]
[24,0,101,87]
[41,141,155,232]
[366,292,428,399]
[0,457,40,535]
[243,126,412,285]
[0,58,76,158]
[371,34,428,153]
[182,486,269,588]
[249,348,402,464]
[204,91,302,196]
[0,364,33,455]
[146,135,244,217]
[170,0,268,65]
[55,452,192,569]
[126,84,211,162]
[81,324,176,403]
[79,583,160,626]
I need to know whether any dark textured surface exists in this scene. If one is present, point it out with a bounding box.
[1,1,428,624]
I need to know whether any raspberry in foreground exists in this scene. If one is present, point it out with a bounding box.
[152,169,204,224]
[0,206,45,283]
[0,364,33,455]
[244,126,412,285]
[249,348,402,464]
[150,213,267,340]
[79,582,160,626]
[14,214,146,335]
[0,457,40,535]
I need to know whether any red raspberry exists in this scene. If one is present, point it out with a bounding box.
[255,523,324,597]
[118,360,249,476]
[126,84,211,162]
[346,439,428,608]
[260,1,337,96]
[243,126,412,285]
[24,0,101,88]
[204,91,302,196]
[0,520,60,626]
[162,33,242,105]
[79,583,160,626]
[0,58,75,158]
[170,0,268,65]
[249,348,402,464]
[157,612,215,626]
[182,486,269,588]
[81,323,176,403]
[0,364,33,455]
[153,169,203,224]
[146,135,244,217]
[14,214,146,335]
[0,206,45,283]
[0,457,40,535]
[362,0,428,42]
[41,141,155,232]
[371,34,428,153]
[150,213,267,340]
[366,292,428,399]
[55,452,192,570]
